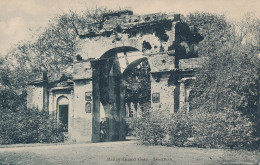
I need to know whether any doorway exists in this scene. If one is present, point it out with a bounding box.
[59,105,68,132]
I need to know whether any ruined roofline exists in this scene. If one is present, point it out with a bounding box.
[101,10,133,20]
[76,50,176,63]
[73,11,181,39]
[77,20,175,39]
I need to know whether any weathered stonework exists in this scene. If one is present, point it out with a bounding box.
[27,10,203,143]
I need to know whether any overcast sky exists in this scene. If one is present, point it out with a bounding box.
[0,0,259,56]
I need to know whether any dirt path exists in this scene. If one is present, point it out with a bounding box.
[0,141,259,165]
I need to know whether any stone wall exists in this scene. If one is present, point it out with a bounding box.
[72,79,93,142]
[150,73,175,112]
[179,57,207,70]
[75,20,177,60]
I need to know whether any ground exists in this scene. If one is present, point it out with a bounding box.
[0,140,259,165]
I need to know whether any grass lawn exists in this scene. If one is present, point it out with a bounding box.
[0,141,259,165]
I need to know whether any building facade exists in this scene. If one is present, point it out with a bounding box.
[27,10,204,142]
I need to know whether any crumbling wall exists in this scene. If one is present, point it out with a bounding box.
[150,73,175,112]
[75,12,180,60]
[72,79,93,142]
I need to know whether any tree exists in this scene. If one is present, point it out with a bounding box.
[124,59,151,106]
[186,12,236,57]
[185,13,260,145]
[234,13,260,48]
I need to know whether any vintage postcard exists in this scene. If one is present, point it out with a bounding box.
[0,0,259,164]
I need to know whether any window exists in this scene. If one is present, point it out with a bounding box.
[85,92,92,101]
[152,93,160,103]
[85,102,91,113]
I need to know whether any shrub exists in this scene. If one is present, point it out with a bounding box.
[134,108,170,145]
[187,110,258,148]
[134,108,259,149]
[0,107,65,144]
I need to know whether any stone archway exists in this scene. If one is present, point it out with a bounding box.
[91,46,146,142]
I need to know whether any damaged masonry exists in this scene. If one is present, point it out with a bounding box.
[27,10,204,143]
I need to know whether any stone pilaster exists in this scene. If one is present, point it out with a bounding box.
[91,61,101,143]
[179,81,186,112]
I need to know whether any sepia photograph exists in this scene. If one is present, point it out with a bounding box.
[0,0,260,164]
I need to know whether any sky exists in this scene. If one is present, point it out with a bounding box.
[0,0,260,56]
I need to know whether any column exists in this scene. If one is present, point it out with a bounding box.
[91,61,101,142]
[179,81,186,112]
[125,103,129,118]
[68,89,74,139]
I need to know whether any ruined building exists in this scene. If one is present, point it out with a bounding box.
[27,10,204,142]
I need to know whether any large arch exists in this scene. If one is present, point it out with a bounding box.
[98,46,143,115]
[92,46,146,142]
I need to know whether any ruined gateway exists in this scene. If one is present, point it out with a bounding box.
[27,10,204,143]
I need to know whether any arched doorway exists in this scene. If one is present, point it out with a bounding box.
[91,46,146,142]
[57,96,69,132]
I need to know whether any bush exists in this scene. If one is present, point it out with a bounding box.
[134,108,171,145]
[187,110,258,148]
[134,108,259,149]
[0,107,65,144]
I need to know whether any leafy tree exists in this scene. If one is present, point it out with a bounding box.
[186,12,259,114]
[186,12,235,58]
[186,12,260,144]
[124,58,151,106]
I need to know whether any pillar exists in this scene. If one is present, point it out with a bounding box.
[137,103,141,118]
[42,72,48,112]
[130,102,135,117]
[48,91,55,116]
[125,103,129,117]
[178,77,195,113]
[179,81,186,112]
[68,89,74,139]
[91,60,100,142]
[119,75,126,140]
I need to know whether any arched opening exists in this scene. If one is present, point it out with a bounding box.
[98,46,142,118]
[123,57,151,135]
[92,46,147,141]
[57,96,69,132]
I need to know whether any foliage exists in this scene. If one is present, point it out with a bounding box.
[0,7,113,110]
[0,107,65,144]
[134,108,259,148]
[124,59,151,105]
[185,11,260,143]
[0,8,112,145]
[186,12,235,58]
[133,12,260,149]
